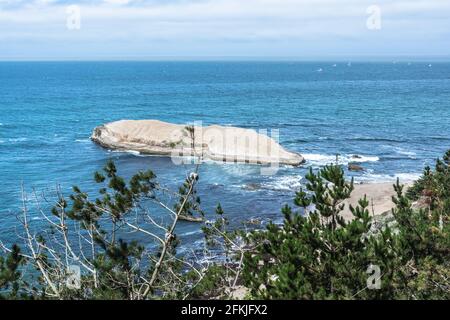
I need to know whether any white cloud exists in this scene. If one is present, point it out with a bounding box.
[102,0,132,5]
[0,0,449,59]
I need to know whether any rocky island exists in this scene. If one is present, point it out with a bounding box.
[91,120,305,166]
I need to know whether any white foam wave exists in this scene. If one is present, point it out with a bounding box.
[7,137,28,143]
[394,148,417,159]
[75,139,90,143]
[180,230,202,237]
[355,172,421,183]
[111,149,141,156]
[303,153,379,166]
[262,174,303,192]
[123,150,141,156]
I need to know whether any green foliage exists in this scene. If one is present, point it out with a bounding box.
[186,265,228,299]
[390,152,450,299]
[174,173,204,218]
[202,204,230,249]
[196,204,249,299]
[0,245,24,299]
[0,160,207,300]
[243,165,381,299]
[73,160,156,221]
[243,154,450,299]
[407,150,450,212]
[1,150,449,300]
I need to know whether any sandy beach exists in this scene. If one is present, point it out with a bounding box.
[341,182,413,221]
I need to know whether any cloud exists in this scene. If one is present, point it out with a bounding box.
[0,0,449,59]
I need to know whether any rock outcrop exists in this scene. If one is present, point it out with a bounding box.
[348,163,364,171]
[91,120,304,166]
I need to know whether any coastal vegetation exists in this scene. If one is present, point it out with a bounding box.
[242,161,449,299]
[1,151,449,300]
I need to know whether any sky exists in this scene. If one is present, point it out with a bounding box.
[0,0,449,60]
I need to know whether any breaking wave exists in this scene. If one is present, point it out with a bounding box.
[262,175,303,192]
[110,149,142,156]
[75,139,90,143]
[355,172,421,183]
[303,153,380,166]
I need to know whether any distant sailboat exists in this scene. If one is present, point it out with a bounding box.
[317,68,323,72]
[428,64,432,67]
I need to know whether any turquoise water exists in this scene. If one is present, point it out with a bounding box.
[1,61,450,249]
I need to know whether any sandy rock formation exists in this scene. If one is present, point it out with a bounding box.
[91,120,304,166]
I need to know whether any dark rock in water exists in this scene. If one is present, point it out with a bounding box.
[348,163,364,171]
[351,155,362,159]
[243,183,261,191]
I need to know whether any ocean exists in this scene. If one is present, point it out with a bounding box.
[1,61,449,250]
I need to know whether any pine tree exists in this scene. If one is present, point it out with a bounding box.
[0,244,24,299]
[242,153,450,299]
[243,165,380,299]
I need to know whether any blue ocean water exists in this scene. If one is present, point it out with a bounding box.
[1,61,450,249]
